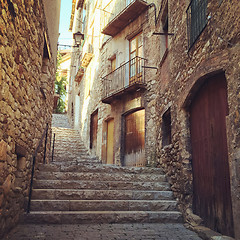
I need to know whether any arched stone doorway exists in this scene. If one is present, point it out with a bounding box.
[189,72,234,237]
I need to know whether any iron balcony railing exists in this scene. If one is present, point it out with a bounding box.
[102,56,146,101]
[187,0,208,49]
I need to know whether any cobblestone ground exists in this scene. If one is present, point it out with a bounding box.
[4,223,202,240]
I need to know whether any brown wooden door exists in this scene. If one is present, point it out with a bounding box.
[107,119,114,164]
[190,73,234,237]
[124,109,145,167]
[90,110,98,151]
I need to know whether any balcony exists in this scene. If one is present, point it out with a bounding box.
[81,44,94,67]
[75,67,85,83]
[102,57,146,104]
[102,0,149,37]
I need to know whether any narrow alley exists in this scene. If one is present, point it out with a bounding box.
[4,114,201,240]
[0,0,239,239]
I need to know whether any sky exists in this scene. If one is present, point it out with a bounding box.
[58,0,73,49]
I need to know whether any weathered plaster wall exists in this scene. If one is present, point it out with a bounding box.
[99,2,161,166]
[0,0,57,237]
[68,0,163,165]
[155,0,240,237]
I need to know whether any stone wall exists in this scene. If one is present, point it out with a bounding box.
[0,0,56,237]
[155,0,240,237]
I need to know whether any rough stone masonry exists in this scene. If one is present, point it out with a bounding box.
[0,0,56,237]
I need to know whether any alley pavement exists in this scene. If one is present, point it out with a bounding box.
[4,223,201,240]
[3,114,202,240]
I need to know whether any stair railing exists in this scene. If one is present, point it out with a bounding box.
[27,123,49,213]
[51,133,56,162]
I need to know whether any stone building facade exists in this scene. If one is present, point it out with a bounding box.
[0,0,60,237]
[154,0,240,238]
[68,0,161,167]
[68,0,240,238]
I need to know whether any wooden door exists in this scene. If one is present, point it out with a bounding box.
[124,109,145,167]
[90,110,98,151]
[190,73,234,237]
[107,119,114,164]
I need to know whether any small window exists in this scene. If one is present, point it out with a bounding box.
[162,109,171,147]
[159,0,168,65]
[126,0,133,6]
[187,0,208,48]
[161,2,168,50]
[82,5,86,33]
[111,57,116,72]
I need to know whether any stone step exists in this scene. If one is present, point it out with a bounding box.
[52,127,78,132]
[52,144,84,147]
[33,179,170,191]
[35,171,166,182]
[37,163,164,175]
[53,149,87,153]
[51,157,100,163]
[25,122,183,226]
[53,157,100,162]
[51,159,102,164]
[23,211,183,224]
[31,189,174,201]
[30,199,178,212]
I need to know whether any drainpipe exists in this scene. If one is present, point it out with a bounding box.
[148,3,163,26]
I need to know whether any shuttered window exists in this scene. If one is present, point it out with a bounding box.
[187,0,208,48]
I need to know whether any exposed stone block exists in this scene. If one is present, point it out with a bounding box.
[0,140,7,161]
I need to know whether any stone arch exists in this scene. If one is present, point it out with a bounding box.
[182,69,226,110]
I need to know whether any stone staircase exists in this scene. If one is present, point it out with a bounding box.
[24,124,183,224]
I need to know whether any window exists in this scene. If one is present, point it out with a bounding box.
[101,0,114,28]
[126,0,134,6]
[111,57,116,72]
[129,32,143,84]
[82,5,86,33]
[187,0,208,48]
[158,0,169,66]
[162,108,171,147]
[161,1,168,50]
[129,32,143,60]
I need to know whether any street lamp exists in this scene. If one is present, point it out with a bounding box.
[73,31,84,46]
[57,31,84,50]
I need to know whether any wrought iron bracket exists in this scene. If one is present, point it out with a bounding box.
[152,32,174,36]
[142,66,158,70]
